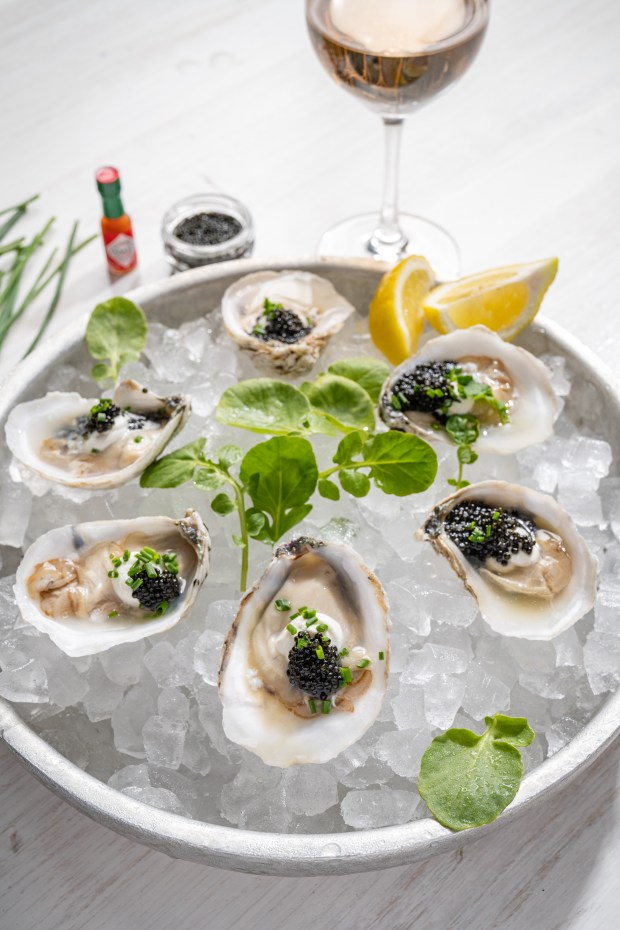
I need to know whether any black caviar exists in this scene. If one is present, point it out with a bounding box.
[443,500,537,566]
[85,399,121,434]
[132,569,180,611]
[255,308,311,344]
[391,360,457,415]
[174,212,242,246]
[287,631,342,700]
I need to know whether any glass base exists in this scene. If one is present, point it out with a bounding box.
[317,212,462,280]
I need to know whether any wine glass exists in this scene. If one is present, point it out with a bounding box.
[306,0,490,276]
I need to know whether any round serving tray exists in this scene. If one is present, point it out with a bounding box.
[0,257,618,876]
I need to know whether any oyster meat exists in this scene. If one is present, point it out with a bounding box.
[221,270,355,374]
[379,325,559,454]
[421,481,596,640]
[218,538,390,766]
[5,379,190,490]
[14,511,210,656]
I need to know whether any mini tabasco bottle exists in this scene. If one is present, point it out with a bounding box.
[96,166,137,275]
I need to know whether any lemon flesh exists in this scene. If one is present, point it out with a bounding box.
[423,258,558,341]
[368,255,435,365]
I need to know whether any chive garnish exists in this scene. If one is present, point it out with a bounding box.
[316,645,325,661]
[134,436,143,443]
[108,610,119,618]
[305,617,319,628]
[308,698,317,715]
[379,651,385,661]
[275,598,291,612]
[341,666,352,683]
[321,700,331,715]
[123,550,130,561]
[107,569,119,579]
[316,623,328,633]
[357,658,371,669]
[297,637,309,649]
[339,647,349,657]
[286,623,297,635]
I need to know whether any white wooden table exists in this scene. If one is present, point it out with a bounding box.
[1,1,619,927]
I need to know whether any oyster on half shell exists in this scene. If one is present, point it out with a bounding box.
[218,538,390,767]
[221,270,355,374]
[420,481,596,640]
[5,379,190,490]
[14,511,210,656]
[379,325,559,454]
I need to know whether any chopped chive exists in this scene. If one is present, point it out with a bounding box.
[112,557,122,568]
[130,578,143,591]
[390,393,402,411]
[145,561,158,579]
[308,698,317,715]
[91,448,99,454]
[341,666,352,684]
[316,623,328,633]
[290,611,300,621]
[298,605,308,612]
[492,510,500,521]
[321,700,331,715]
[108,610,119,618]
[316,645,325,661]
[143,547,158,557]
[123,550,130,561]
[301,608,316,619]
[286,623,297,635]
[134,436,143,443]
[379,651,385,661]
[305,617,319,628]
[107,570,119,579]
[297,637,309,649]
[128,561,141,576]
[357,658,371,669]
[275,598,291,612]
[339,647,349,657]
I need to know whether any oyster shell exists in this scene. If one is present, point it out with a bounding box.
[221,270,355,374]
[218,537,390,766]
[14,511,210,656]
[379,325,559,454]
[420,481,596,640]
[5,380,190,490]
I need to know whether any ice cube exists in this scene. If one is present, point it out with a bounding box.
[423,673,465,730]
[0,480,32,547]
[143,641,195,689]
[142,716,187,769]
[99,641,145,687]
[341,788,419,829]
[532,460,559,494]
[0,659,48,702]
[194,629,225,685]
[386,577,430,637]
[157,687,190,724]
[181,706,212,775]
[554,628,583,667]
[391,683,426,731]
[540,354,571,396]
[82,661,125,722]
[121,785,190,817]
[111,683,157,758]
[38,727,90,769]
[583,631,620,694]
[373,728,431,778]
[205,599,239,633]
[282,766,339,816]
[558,486,603,527]
[402,643,468,684]
[237,783,290,833]
[109,763,151,792]
[546,716,581,756]
[594,577,620,633]
[462,662,511,720]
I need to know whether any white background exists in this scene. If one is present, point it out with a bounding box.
[1,1,619,927]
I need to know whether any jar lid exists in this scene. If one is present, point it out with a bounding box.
[161,193,254,272]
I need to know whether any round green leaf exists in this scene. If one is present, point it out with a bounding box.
[216,379,312,435]
[303,374,376,433]
[339,469,371,498]
[318,478,340,501]
[211,492,236,516]
[86,297,147,381]
[361,432,438,496]
[327,358,390,402]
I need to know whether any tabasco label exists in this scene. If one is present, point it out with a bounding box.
[104,231,137,273]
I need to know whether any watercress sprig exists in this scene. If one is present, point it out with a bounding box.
[445,413,480,489]
[418,713,535,831]
[86,297,147,382]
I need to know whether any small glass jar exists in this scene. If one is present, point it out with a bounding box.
[161,193,254,272]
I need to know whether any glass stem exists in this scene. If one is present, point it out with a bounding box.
[369,117,408,257]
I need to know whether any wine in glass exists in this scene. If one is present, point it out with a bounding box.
[306,0,490,275]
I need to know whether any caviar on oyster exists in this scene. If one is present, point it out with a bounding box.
[221,270,355,374]
[380,325,559,454]
[14,511,210,656]
[218,538,389,766]
[421,481,596,640]
[5,380,190,490]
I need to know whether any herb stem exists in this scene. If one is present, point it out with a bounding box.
[23,221,78,357]
[227,474,249,591]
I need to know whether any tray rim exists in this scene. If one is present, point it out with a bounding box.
[1,255,618,876]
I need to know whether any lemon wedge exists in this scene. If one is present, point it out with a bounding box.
[422,259,558,341]
[368,255,435,364]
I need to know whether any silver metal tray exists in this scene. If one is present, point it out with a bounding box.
[0,257,618,876]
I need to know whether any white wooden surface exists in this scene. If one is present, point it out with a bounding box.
[1,0,619,927]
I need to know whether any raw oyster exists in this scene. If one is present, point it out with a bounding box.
[14,511,210,656]
[218,537,390,766]
[5,379,190,490]
[420,481,596,640]
[221,270,355,374]
[379,325,559,454]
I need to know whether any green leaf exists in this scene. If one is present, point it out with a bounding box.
[339,469,371,498]
[418,713,535,831]
[318,478,340,501]
[302,374,376,433]
[232,534,246,548]
[457,445,478,465]
[333,431,364,465]
[327,358,390,403]
[140,439,206,488]
[211,492,236,515]
[216,379,312,435]
[216,445,242,469]
[359,432,438,497]
[445,414,480,447]
[194,467,227,491]
[91,362,112,381]
[239,436,318,541]
[246,509,268,539]
[86,297,147,382]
